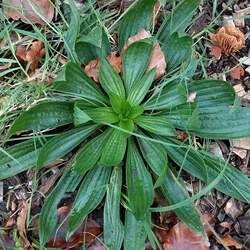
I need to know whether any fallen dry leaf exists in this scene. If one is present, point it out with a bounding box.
[85,53,122,82]
[3,0,54,25]
[16,41,45,74]
[209,21,244,54]
[162,222,210,250]
[123,29,167,80]
[230,66,244,80]
[209,46,222,59]
[16,200,34,250]
[231,138,250,158]
[221,235,242,249]
[233,7,250,27]
[46,204,101,249]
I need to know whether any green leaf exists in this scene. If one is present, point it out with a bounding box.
[157,0,201,43]
[162,33,193,71]
[137,133,167,176]
[109,93,130,115]
[39,170,82,246]
[99,58,125,98]
[192,106,250,139]
[160,102,201,131]
[129,105,144,119]
[73,102,92,126]
[187,80,235,111]
[104,167,124,250]
[127,68,156,106]
[135,115,177,136]
[124,211,146,250]
[100,129,127,166]
[67,165,111,238]
[144,81,186,110]
[160,169,204,233]
[37,125,97,169]
[118,0,157,49]
[8,101,74,137]
[119,119,134,135]
[53,63,108,105]
[126,138,154,219]
[75,25,111,64]
[73,129,111,175]
[122,41,153,93]
[64,0,80,62]
[0,139,42,180]
[164,139,250,203]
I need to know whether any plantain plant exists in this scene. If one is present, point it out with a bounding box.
[2,0,250,249]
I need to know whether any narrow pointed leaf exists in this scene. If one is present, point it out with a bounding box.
[118,0,157,49]
[104,167,124,250]
[122,41,153,93]
[100,58,125,98]
[127,68,156,106]
[37,125,97,169]
[0,139,42,180]
[135,115,177,136]
[126,138,154,219]
[73,129,111,175]
[144,82,186,110]
[100,129,127,166]
[157,0,201,43]
[67,165,111,238]
[39,170,82,246]
[8,101,74,137]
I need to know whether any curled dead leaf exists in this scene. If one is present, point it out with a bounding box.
[123,29,167,80]
[16,41,45,74]
[85,53,122,82]
[221,235,242,249]
[162,222,210,250]
[3,0,54,25]
[209,22,244,54]
[230,66,245,80]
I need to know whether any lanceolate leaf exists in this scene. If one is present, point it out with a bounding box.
[75,25,111,64]
[164,139,250,203]
[157,0,201,43]
[8,101,74,137]
[144,81,186,110]
[192,107,250,139]
[118,0,157,49]
[162,33,193,71]
[99,58,125,98]
[160,169,204,233]
[127,68,156,106]
[187,80,235,110]
[126,138,153,220]
[73,129,111,175]
[122,41,153,93]
[39,170,82,246]
[67,165,111,238]
[104,167,124,250]
[53,63,108,105]
[124,211,146,250]
[0,139,42,180]
[100,129,127,166]
[160,102,201,131]
[135,115,177,136]
[37,125,97,169]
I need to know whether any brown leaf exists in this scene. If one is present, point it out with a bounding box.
[85,53,122,82]
[16,200,34,250]
[3,0,54,25]
[123,29,167,80]
[209,46,222,59]
[46,204,101,249]
[16,41,45,74]
[0,62,12,71]
[162,222,210,250]
[221,235,242,249]
[230,66,244,80]
[209,21,244,54]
